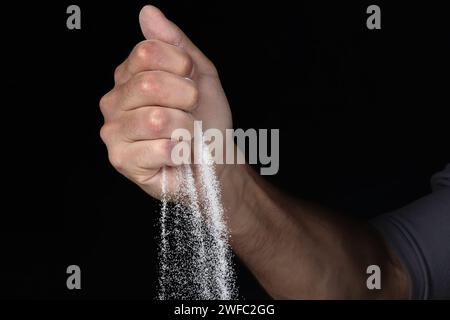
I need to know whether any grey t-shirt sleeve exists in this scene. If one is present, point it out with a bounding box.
[370,164,450,299]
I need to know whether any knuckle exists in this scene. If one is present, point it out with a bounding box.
[99,123,113,142]
[137,72,160,94]
[179,54,194,76]
[113,64,123,83]
[186,83,199,110]
[135,40,159,63]
[147,108,168,134]
[108,148,125,171]
[99,93,111,114]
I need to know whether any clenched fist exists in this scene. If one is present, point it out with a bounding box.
[99,5,233,199]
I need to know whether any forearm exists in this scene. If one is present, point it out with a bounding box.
[220,164,410,299]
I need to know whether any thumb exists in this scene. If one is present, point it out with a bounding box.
[139,5,217,76]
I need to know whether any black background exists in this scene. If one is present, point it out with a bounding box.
[0,0,449,299]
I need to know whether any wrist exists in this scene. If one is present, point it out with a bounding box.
[218,161,275,256]
[217,161,248,217]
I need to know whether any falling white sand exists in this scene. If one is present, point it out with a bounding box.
[157,167,169,300]
[158,141,237,300]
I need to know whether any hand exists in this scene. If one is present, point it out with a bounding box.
[99,5,233,199]
[99,6,411,300]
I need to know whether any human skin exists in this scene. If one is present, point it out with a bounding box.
[99,5,410,299]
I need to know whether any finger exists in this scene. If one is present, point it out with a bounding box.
[114,39,194,86]
[107,139,176,185]
[139,5,217,76]
[100,70,199,119]
[119,139,176,172]
[102,107,195,144]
